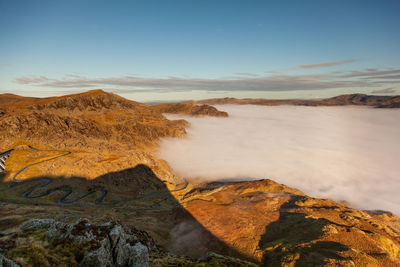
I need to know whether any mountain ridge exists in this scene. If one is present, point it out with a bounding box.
[196,93,400,108]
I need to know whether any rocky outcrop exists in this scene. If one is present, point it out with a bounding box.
[152,102,228,117]
[0,254,20,267]
[18,218,153,267]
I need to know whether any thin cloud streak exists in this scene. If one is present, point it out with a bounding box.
[371,88,397,94]
[367,74,400,80]
[298,59,357,69]
[14,73,377,92]
[14,64,400,93]
[340,69,400,78]
[266,59,358,73]
[235,72,260,77]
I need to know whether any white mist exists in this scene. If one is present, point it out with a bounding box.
[159,105,400,214]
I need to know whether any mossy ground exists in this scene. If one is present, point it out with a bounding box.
[1,228,99,267]
[150,253,258,267]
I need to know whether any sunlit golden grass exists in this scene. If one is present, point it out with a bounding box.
[7,150,67,170]
[97,154,123,163]
[5,150,71,181]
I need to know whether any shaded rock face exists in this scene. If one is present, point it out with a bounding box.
[0,254,20,267]
[20,218,152,267]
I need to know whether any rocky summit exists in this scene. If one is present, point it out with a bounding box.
[0,90,399,266]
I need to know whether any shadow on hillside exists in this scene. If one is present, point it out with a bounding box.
[258,195,350,266]
[0,164,248,260]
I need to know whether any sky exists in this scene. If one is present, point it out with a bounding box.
[1,0,400,102]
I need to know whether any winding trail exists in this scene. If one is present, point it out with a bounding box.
[11,145,71,182]
[1,146,188,207]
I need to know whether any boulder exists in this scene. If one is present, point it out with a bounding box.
[20,218,150,267]
[0,254,20,267]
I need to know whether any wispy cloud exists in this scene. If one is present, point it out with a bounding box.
[14,72,376,92]
[367,75,400,80]
[235,72,260,77]
[297,59,357,69]
[341,69,400,78]
[371,88,397,94]
[16,76,51,84]
[266,59,358,73]
[14,64,400,94]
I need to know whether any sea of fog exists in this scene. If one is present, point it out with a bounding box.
[159,105,400,214]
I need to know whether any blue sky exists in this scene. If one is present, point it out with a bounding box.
[1,0,399,101]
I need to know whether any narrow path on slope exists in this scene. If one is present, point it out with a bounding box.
[1,146,188,207]
[11,145,71,182]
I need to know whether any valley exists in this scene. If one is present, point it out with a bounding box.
[0,90,399,266]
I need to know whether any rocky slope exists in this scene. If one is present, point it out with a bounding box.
[0,91,184,183]
[0,94,40,106]
[197,93,400,108]
[1,90,399,266]
[1,177,399,266]
[177,179,400,266]
[0,90,230,183]
[0,90,187,150]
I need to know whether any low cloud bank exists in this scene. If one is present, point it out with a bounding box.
[159,105,400,214]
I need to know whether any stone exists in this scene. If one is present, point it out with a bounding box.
[20,218,56,231]
[21,218,150,267]
[0,254,20,267]
[198,251,226,261]
[80,239,112,267]
[127,243,149,267]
